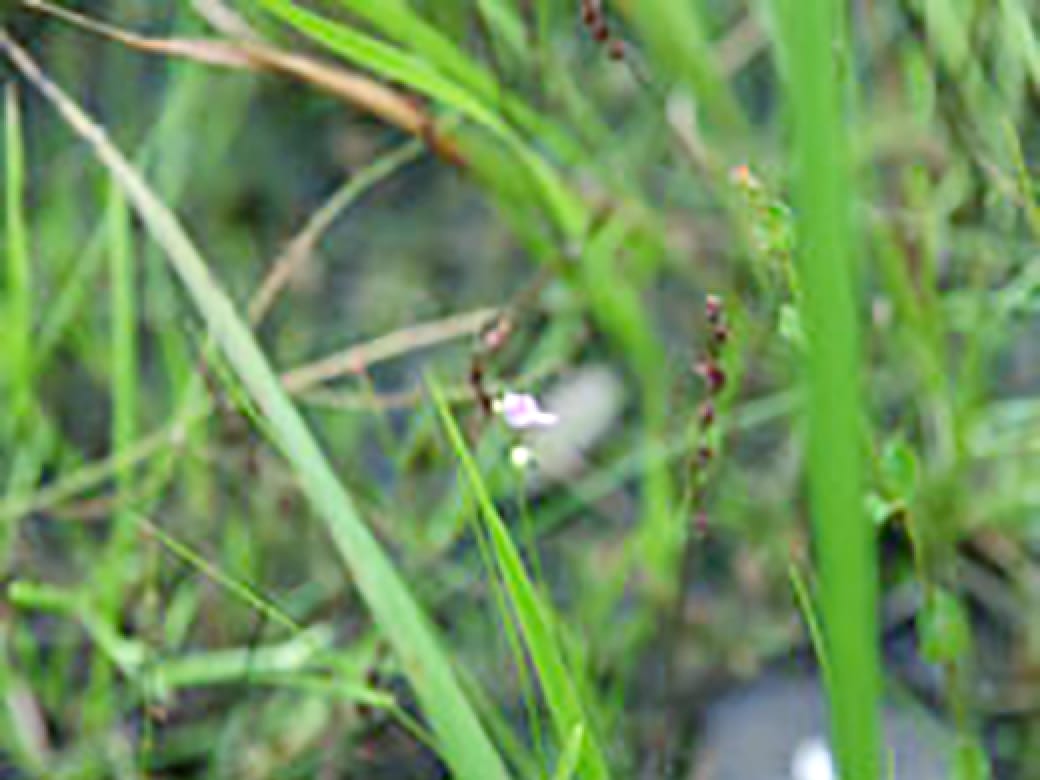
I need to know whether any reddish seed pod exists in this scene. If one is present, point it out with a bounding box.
[705,294,724,324]
[607,39,626,60]
[698,400,716,428]
[581,0,602,26]
[697,445,714,465]
[695,360,726,393]
[713,369,727,393]
[482,317,512,352]
[712,324,729,346]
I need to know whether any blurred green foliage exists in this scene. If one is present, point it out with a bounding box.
[0,1,1038,777]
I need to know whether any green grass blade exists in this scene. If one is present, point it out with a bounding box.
[1,83,42,572]
[0,83,46,776]
[551,724,585,780]
[0,32,510,780]
[1001,0,1040,91]
[429,376,611,780]
[330,0,570,156]
[776,2,882,777]
[4,84,31,428]
[331,0,499,102]
[259,0,493,125]
[98,179,138,605]
[787,560,832,688]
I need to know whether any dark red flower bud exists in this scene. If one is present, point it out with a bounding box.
[705,294,724,323]
[482,318,512,352]
[695,359,726,393]
[698,401,716,428]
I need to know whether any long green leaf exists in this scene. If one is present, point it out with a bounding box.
[551,724,585,780]
[775,1,882,777]
[331,0,571,156]
[4,85,31,426]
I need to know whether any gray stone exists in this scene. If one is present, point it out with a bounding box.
[690,675,951,780]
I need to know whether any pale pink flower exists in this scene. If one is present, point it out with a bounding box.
[495,392,558,430]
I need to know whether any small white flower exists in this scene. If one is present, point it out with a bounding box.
[790,736,836,780]
[494,392,558,430]
[509,445,534,469]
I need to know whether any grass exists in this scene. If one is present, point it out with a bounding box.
[431,374,610,778]
[0,31,511,779]
[2,1,1039,778]
[3,85,31,432]
[777,2,882,775]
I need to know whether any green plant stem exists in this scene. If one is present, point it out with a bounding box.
[4,85,31,427]
[777,1,882,777]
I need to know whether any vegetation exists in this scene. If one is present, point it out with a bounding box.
[1,1,1038,777]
